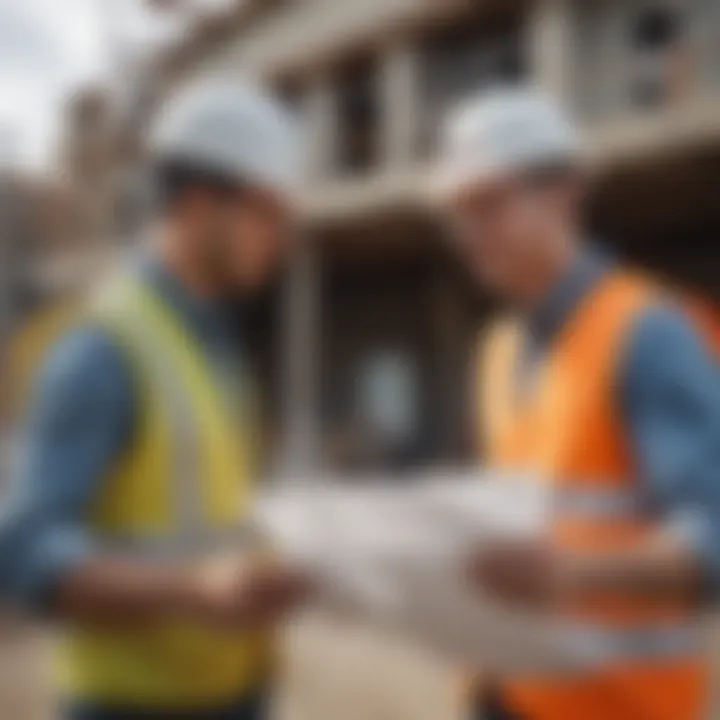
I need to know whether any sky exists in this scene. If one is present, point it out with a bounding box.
[0,0,230,170]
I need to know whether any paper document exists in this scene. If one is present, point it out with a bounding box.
[255,472,609,675]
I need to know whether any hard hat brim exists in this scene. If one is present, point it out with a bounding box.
[430,158,515,207]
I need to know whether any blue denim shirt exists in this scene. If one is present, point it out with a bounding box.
[0,258,245,608]
[519,248,720,598]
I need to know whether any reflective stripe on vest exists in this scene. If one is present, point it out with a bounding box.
[105,278,250,557]
[500,477,646,520]
[561,621,699,666]
[101,281,254,555]
[553,485,645,519]
[116,286,204,537]
[99,525,260,561]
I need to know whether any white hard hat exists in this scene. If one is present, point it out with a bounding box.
[150,79,300,198]
[433,87,582,201]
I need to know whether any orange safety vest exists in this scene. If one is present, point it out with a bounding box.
[479,271,708,720]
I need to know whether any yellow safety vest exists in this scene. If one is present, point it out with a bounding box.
[57,275,273,708]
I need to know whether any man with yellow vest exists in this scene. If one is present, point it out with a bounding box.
[434,88,720,720]
[0,80,310,719]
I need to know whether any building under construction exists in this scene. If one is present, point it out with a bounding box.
[22,0,720,473]
[153,0,719,474]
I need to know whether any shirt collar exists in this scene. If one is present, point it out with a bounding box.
[526,246,612,346]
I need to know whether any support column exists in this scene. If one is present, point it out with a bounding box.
[528,0,576,104]
[278,241,321,475]
[431,266,471,462]
[301,74,337,180]
[380,40,420,168]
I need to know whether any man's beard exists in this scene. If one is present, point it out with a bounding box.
[202,228,240,296]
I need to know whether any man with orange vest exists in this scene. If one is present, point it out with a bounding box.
[434,88,720,720]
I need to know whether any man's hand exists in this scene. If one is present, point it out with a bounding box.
[467,538,566,609]
[187,557,313,629]
[56,555,313,628]
[467,529,702,609]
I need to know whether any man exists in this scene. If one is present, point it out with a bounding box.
[434,88,720,720]
[0,80,309,719]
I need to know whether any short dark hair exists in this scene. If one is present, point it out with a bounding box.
[154,158,243,211]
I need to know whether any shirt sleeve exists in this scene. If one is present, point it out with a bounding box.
[0,326,135,610]
[620,303,720,600]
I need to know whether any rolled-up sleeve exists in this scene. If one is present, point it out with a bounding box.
[0,327,134,610]
[621,303,720,600]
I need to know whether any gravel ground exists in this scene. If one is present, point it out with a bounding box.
[0,614,459,720]
[5,616,719,720]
